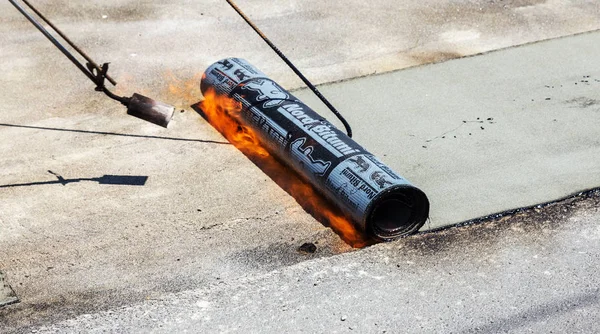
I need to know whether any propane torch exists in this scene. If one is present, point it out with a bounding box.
[9,0,174,128]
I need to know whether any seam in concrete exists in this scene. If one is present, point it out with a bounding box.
[289,28,600,93]
[422,187,600,235]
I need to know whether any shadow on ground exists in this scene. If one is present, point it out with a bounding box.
[0,170,148,188]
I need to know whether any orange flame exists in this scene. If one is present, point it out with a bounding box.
[199,89,269,158]
[200,89,371,248]
[165,71,203,108]
[166,73,371,248]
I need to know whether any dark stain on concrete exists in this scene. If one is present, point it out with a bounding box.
[409,51,464,65]
[486,0,549,9]
[229,239,336,272]
[566,97,600,110]
[0,288,130,333]
[460,289,600,334]
[397,189,600,257]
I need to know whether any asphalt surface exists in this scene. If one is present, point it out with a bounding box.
[1,0,600,332]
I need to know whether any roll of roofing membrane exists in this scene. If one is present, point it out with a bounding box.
[201,58,429,241]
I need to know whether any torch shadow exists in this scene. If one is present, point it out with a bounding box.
[192,103,374,248]
[0,170,148,188]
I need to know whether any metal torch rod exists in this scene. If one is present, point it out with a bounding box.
[8,0,100,86]
[21,0,116,86]
[225,0,353,138]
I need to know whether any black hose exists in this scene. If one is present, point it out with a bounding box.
[225,0,353,138]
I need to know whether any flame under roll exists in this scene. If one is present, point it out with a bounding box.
[200,58,429,241]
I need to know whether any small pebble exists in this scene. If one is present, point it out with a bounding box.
[298,242,317,254]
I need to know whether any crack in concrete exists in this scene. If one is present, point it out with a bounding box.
[0,271,19,309]
[424,118,496,144]
[199,223,223,231]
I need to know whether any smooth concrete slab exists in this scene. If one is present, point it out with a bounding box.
[295,30,600,230]
[0,271,19,308]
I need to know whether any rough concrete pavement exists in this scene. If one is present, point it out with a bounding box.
[28,191,600,333]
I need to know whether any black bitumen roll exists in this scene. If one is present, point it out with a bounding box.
[201,58,429,241]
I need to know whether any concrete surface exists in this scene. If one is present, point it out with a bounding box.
[296,30,600,227]
[1,0,599,92]
[1,0,600,332]
[21,191,600,333]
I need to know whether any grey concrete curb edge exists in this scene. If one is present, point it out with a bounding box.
[421,187,600,235]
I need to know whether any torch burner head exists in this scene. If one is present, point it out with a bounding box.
[125,93,175,128]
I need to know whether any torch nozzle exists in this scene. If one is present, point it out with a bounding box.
[99,87,174,128]
[124,93,175,128]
